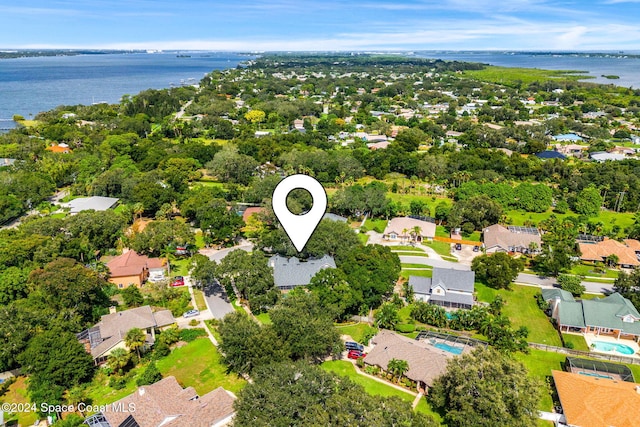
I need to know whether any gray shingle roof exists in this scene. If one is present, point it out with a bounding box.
[431,268,475,293]
[269,255,336,289]
[429,292,474,306]
[67,196,119,214]
[408,276,431,294]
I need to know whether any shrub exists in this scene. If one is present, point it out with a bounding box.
[178,328,207,342]
[109,376,127,390]
[136,362,163,386]
[565,341,574,350]
[395,323,416,333]
[153,340,170,359]
[189,319,199,327]
[356,357,365,368]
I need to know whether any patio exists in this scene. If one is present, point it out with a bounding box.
[583,333,640,359]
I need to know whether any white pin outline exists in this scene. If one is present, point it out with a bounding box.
[272,174,327,252]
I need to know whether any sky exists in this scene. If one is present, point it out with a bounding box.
[1,0,640,51]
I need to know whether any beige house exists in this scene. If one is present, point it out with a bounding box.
[78,305,175,363]
[383,217,436,242]
[85,376,236,427]
[482,224,542,255]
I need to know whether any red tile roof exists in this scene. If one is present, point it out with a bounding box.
[578,238,640,266]
[106,250,164,278]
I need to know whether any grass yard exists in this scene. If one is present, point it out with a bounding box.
[570,263,618,279]
[255,312,272,325]
[562,334,589,351]
[391,245,427,252]
[335,322,378,344]
[505,208,635,232]
[475,283,562,346]
[401,269,433,279]
[394,251,429,257]
[361,218,388,233]
[169,257,193,277]
[193,288,207,311]
[2,377,38,426]
[85,366,146,407]
[435,225,449,238]
[402,263,433,269]
[195,231,206,249]
[358,233,370,244]
[424,240,451,257]
[156,338,246,394]
[320,360,442,422]
[515,349,566,411]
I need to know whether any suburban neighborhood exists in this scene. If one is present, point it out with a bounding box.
[2,53,640,427]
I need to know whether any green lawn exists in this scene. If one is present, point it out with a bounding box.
[570,263,618,279]
[86,367,146,407]
[475,283,562,346]
[515,349,566,411]
[402,263,433,269]
[335,322,378,344]
[361,218,388,233]
[394,251,429,257]
[401,269,433,279]
[156,338,246,394]
[2,377,38,426]
[320,360,442,422]
[358,233,370,244]
[255,312,272,325]
[195,231,206,249]
[193,289,207,311]
[562,334,589,351]
[392,245,428,252]
[435,225,450,238]
[170,257,192,277]
[505,208,635,232]
[424,240,451,257]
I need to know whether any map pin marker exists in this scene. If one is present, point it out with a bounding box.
[272,174,327,252]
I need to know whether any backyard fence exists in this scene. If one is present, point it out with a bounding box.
[528,342,640,365]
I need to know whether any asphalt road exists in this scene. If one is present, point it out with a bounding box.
[204,280,235,319]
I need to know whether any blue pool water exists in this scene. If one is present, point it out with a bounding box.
[591,341,635,355]
[578,371,613,379]
[433,342,464,355]
[445,312,454,320]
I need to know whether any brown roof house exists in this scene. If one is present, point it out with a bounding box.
[78,305,175,364]
[552,370,640,427]
[482,224,542,255]
[383,217,436,242]
[364,330,462,391]
[106,250,165,288]
[579,238,640,268]
[84,376,236,427]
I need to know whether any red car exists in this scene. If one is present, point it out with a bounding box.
[170,276,185,287]
[348,350,365,359]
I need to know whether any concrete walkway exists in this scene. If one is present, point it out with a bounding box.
[412,392,425,409]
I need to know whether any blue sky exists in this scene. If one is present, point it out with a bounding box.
[1,0,639,51]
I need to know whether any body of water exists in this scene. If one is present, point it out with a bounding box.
[416,51,640,88]
[2,51,640,130]
[0,52,250,125]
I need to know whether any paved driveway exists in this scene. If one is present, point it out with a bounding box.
[204,279,235,319]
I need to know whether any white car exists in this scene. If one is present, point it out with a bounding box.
[183,309,200,318]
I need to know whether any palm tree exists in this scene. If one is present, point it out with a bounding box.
[387,358,409,383]
[107,348,130,376]
[65,385,89,416]
[133,202,144,221]
[125,327,146,359]
[605,254,619,268]
[411,226,422,242]
[161,244,173,279]
[402,228,409,242]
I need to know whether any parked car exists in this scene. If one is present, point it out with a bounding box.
[455,243,462,250]
[170,276,185,287]
[175,246,189,256]
[345,341,364,352]
[183,309,200,318]
[473,246,480,252]
[347,350,364,359]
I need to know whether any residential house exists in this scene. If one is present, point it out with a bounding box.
[106,250,165,288]
[66,196,119,214]
[383,217,436,242]
[553,133,583,142]
[535,150,567,160]
[84,376,236,427]
[590,151,627,162]
[269,255,336,291]
[542,290,640,343]
[241,206,264,223]
[364,330,459,391]
[552,370,640,427]
[578,238,640,268]
[46,143,71,153]
[482,224,542,255]
[77,305,175,364]
[323,212,348,223]
[610,146,636,156]
[554,143,587,158]
[367,141,391,150]
[409,268,475,310]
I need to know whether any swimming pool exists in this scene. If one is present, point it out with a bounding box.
[591,341,635,355]
[433,342,464,355]
[578,371,613,379]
